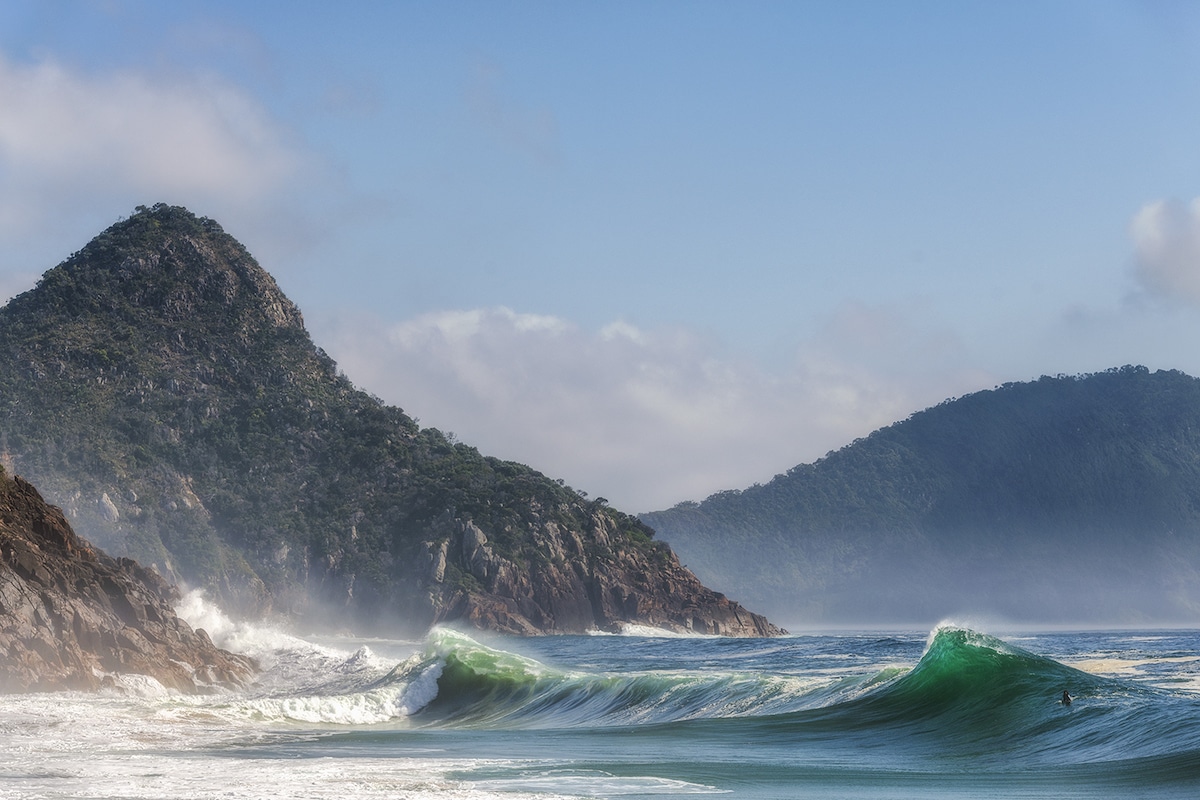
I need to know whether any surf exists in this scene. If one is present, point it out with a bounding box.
[14,616,1200,799]
[404,624,1200,777]
[403,625,1095,731]
[405,627,833,727]
[167,598,1200,781]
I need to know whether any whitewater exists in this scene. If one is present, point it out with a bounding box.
[2,594,1199,799]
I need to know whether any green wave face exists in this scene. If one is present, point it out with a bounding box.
[412,628,841,728]
[802,625,1190,769]
[864,626,1102,718]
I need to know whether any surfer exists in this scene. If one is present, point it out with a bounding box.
[1061,690,1072,706]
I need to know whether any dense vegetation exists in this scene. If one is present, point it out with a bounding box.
[642,366,1200,625]
[0,204,670,632]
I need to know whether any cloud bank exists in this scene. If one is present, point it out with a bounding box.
[313,306,983,512]
[0,52,307,291]
[1131,197,1200,306]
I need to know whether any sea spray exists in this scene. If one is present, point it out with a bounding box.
[175,589,316,665]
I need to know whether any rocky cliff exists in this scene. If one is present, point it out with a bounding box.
[0,468,255,692]
[423,513,778,636]
[0,204,781,637]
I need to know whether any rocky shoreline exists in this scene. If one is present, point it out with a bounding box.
[421,514,783,637]
[0,470,254,692]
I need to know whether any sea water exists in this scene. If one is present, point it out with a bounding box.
[2,594,1199,800]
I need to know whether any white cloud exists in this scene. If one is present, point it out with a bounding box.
[0,51,309,282]
[0,54,297,201]
[1131,197,1200,305]
[312,306,984,513]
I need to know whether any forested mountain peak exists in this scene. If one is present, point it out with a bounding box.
[12,203,303,335]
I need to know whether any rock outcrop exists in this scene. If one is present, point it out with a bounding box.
[420,513,782,636]
[0,469,255,692]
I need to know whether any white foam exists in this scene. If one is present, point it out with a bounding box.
[473,772,727,795]
[2,741,581,800]
[211,651,446,725]
[591,623,711,639]
[0,664,519,799]
[94,669,173,698]
[398,658,445,715]
[169,590,461,725]
[1068,654,1200,682]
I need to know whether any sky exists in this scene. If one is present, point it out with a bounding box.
[3,1,1200,512]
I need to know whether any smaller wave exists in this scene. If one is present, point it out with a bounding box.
[233,668,439,725]
[411,627,837,727]
[171,600,851,729]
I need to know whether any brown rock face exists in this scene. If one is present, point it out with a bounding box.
[420,513,784,637]
[0,471,255,692]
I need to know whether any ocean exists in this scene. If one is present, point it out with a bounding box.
[3,593,1199,800]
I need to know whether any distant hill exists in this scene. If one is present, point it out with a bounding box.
[0,204,779,637]
[641,366,1200,626]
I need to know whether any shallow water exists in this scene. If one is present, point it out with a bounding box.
[2,597,1199,799]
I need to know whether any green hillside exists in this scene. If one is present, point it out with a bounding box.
[641,367,1200,625]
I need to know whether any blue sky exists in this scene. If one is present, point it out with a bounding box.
[3,1,1200,510]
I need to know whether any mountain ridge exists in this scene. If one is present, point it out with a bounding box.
[0,204,780,637]
[641,365,1200,625]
